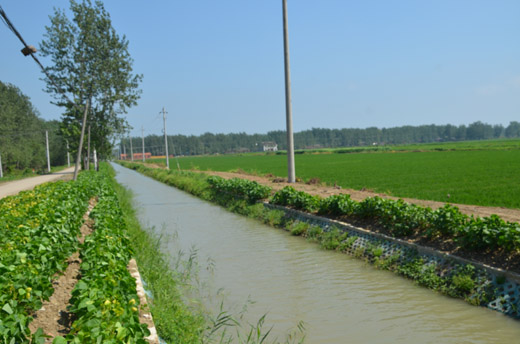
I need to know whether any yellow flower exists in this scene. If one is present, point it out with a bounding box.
[129,298,136,305]
[131,307,138,312]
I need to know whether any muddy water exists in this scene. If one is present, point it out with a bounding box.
[112,164,520,343]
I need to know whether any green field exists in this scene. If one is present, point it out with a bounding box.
[158,140,520,209]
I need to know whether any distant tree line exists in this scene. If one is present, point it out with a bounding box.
[124,121,520,156]
[0,81,67,172]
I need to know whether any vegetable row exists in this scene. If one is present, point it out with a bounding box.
[270,186,520,253]
[62,171,149,343]
[0,174,98,342]
[1,168,149,343]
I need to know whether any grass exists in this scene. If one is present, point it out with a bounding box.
[165,140,520,209]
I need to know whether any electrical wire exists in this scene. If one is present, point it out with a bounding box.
[0,5,76,108]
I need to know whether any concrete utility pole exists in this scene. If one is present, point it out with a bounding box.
[161,107,170,170]
[66,141,70,167]
[0,152,3,178]
[141,126,145,162]
[129,135,134,162]
[45,130,51,173]
[73,99,89,181]
[282,0,296,183]
[87,125,91,170]
[93,148,98,171]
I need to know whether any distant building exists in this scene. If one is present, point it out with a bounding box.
[133,152,152,160]
[120,152,152,160]
[262,142,278,152]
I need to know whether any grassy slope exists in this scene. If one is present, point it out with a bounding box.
[169,142,520,209]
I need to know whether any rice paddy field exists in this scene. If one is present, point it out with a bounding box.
[160,139,520,209]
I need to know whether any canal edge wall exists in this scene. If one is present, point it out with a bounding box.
[264,202,520,319]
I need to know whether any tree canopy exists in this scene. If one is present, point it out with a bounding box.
[124,121,520,157]
[39,0,142,158]
[0,81,66,172]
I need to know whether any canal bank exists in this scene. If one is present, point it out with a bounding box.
[113,162,520,343]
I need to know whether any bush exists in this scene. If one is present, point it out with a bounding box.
[270,186,320,212]
[318,194,357,216]
[208,176,271,203]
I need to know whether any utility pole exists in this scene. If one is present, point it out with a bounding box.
[45,130,51,173]
[162,107,170,170]
[87,125,91,170]
[0,152,3,178]
[93,148,98,171]
[73,99,89,181]
[141,126,145,162]
[66,141,70,167]
[129,134,134,162]
[282,0,296,183]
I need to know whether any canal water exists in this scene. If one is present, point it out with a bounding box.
[112,164,520,343]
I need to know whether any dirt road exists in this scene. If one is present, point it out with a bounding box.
[0,166,76,200]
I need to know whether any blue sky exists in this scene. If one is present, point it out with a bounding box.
[1,1,519,137]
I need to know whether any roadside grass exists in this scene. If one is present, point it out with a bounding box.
[169,145,520,209]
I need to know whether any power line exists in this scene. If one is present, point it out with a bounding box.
[0,5,75,107]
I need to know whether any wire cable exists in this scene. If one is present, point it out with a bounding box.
[0,5,76,108]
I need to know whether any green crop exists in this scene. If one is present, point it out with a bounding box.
[64,176,149,343]
[172,142,520,209]
[270,185,520,253]
[207,176,271,203]
[0,173,99,342]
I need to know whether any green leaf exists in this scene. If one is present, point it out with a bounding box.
[2,303,13,315]
[52,336,68,344]
[76,280,88,290]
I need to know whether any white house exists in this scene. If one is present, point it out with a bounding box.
[262,142,278,152]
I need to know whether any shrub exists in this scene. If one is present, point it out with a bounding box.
[318,194,357,216]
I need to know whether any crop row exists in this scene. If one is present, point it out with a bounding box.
[174,148,520,209]
[271,186,520,253]
[61,170,149,343]
[0,174,99,342]
[207,176,271,204]
[1,167,150,343]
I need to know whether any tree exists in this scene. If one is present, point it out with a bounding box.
[39,0,142,162]
[505,121,520,138]
[0,81,67,172]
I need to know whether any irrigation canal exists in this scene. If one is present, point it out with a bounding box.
[112,164,520,343]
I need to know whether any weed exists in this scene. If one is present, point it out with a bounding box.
[290,222,309,236]
[306,225,323,241]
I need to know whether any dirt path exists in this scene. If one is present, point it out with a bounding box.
[201,170,520,223]
[29,198,97,341]
[0,166,75,200]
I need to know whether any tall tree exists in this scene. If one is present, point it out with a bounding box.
[39,0,142,161]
